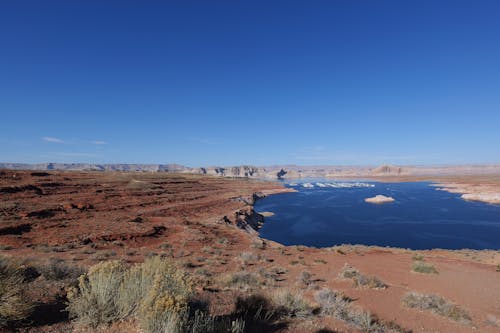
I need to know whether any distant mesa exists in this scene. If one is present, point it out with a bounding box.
[371,165,404,176]
[365,195,395,204]
[2,163,500,183]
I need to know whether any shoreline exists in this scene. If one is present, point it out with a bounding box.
[251,177,500,253]
[280,175,500,205]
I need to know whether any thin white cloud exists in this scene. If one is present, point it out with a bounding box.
[90,140,108,145]
[42,136,65,143]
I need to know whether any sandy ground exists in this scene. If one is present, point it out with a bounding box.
[0,170,499,333]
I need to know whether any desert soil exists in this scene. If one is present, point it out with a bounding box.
[0,170,499,333]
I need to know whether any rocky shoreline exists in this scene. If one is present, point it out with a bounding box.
[434,183,500,204]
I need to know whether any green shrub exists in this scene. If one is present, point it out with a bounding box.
[0,256,34,327]
[412,261,438,274]
[402,292,471,324]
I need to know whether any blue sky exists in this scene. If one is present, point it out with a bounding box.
[1,1,499,166]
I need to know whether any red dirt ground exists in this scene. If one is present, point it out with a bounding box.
[1,170,499,333]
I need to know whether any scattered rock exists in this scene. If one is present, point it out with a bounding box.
[70,203,94,211]
[30,172,51,177]
[130,216,144,223]
[26,209,59,219]
[259,211,275,217]
[0,185,43,195]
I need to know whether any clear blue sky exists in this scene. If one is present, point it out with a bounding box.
[1,1,499,166]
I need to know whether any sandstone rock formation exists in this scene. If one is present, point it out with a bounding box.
[2,163,500,183]
[365,195,395,204]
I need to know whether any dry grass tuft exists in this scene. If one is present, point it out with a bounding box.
[412,253,425,261]
[339,264,387,289]
[240,252,259,265]
[339,264,359,279]
[352,274,387,289]
[0,256,34,327]
[411,261,438,274]
[297,270,312,286]
[270,289,312,318]
[225,271,260,289]
[38,258,85,281]
[315,288,407,332]
[402,292,471,324]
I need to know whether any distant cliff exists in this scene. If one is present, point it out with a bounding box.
[1,163,499,179]
[0,163,189,173]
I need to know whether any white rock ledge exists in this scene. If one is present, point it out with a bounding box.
[365,195,395,204]
[461,193,500,204]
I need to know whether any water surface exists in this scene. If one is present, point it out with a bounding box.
[255,181,500,250]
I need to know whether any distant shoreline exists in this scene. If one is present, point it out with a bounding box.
[2,163,500,205]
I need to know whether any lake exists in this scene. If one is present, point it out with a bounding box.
[254,180,500,250]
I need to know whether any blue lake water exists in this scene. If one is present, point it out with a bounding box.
[254,181,500,250]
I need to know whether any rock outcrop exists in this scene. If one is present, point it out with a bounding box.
[371,165,405,176]
[364,195,395,204]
